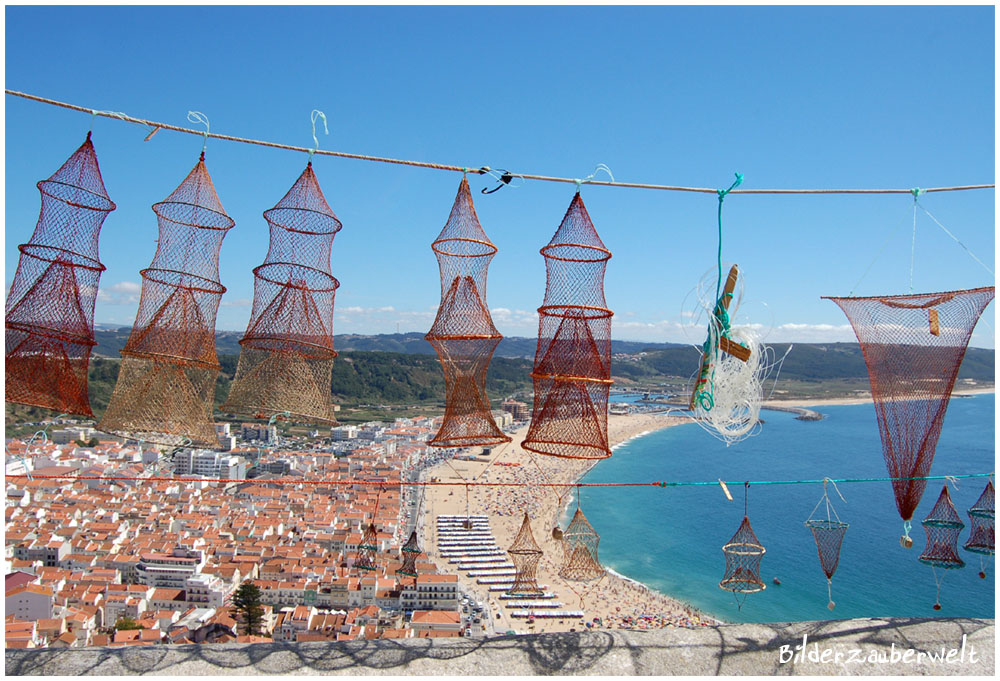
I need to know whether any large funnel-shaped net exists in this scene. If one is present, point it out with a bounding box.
[6,134,116,416]
[825,288,994,522]
[99,154,234,446]
[523,194,613,460]
[720,516,766,594]
[558,507,604,581]
[221,164,341,424]
[508,512,543,595]
[425,178,510,447]
[964,481,995,556]
[356,522,379,572]
[396,530,421,578]
[919,486,965,569]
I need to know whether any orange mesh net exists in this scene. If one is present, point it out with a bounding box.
[558,507,604,582]
[918,486,965,569]
[522,194,613,460]
[355,522,379,572]
[825,287,994,522]
[221,164,341,424]
[508,512,543,595]
[396,530,421,578]
[720,516,766,595]
[425,178,510,448]
[5,133,116,416]
[964,481,994,557]
[98,153,234,446]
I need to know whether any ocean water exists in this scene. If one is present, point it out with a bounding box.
[577,394,995,623]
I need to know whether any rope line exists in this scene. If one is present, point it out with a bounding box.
[6,89,994,196]
[5,472,991,487]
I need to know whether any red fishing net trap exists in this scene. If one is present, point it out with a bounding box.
[6,133,116,416]
[558,507,604,582]
[720,516,766,599]
[98,153,235,446]
[522,193,613,460]
[964,481,995,559]
[396,530,421,578]
[221,163,342,424]
[425,178,510,448]
[508,512,543,595]
[825,287,994,533]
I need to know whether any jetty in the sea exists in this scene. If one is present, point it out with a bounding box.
[760,405,825,421]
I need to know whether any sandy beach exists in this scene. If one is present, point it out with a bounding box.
[420,411,716,634]
[765,386,994,408]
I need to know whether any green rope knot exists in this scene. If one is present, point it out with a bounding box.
[911,187,924,201]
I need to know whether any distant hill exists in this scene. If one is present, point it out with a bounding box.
[91,329,685,360]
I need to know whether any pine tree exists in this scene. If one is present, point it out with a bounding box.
[231,582,265,636]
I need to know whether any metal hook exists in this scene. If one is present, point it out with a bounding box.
[481,168,521,194]
[187,111,210,153]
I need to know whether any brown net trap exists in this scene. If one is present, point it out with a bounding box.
[720,516,766,600]
[919,485,965,610]
[804,482,848,609]
[964,481,995,558]
[558,507,604,582]
[522,193,613,460]
[5,133,116,416]
[221,164,342,424]
[98,153,234,446]
[825,288,994,528]
[396,530,421,578]
[425,178,510,448]
[356,522,379,573]
[508,512,543,595]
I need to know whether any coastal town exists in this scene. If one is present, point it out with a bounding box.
[4,399,711,651]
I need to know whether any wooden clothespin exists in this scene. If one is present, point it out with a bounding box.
[929,308,940,336]
[690,264,752,409]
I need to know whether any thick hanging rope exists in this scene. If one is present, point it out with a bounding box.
[6,90,994,195]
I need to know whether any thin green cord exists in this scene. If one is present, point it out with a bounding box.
[655,472,992,488]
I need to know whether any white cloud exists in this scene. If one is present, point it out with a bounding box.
[220,298,252,308]
[96,281,142,305]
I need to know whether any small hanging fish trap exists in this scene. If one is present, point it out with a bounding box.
[396,530,421,578]
[720,515,766,608]
[963,481,994,579]
[356,522,379,572]
[522,193,613,460]
[6,133,116,416]
[425,178,510,448]
[508,512,544,595]
[804,480,848,610]
[221,163,341,424]
[918,486,965,610]
[99,153,235,446]
[558,506,604,582]
[825,287,994,544]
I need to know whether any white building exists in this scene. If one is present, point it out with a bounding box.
[136,548,204,589]
[5,585,54,621]
[400,574,459,612]
[174,449,246,480]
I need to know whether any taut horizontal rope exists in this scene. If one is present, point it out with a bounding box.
[5,471,991,487]
[7,89,994,196]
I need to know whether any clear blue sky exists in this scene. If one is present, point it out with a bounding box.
[5,5,995,348]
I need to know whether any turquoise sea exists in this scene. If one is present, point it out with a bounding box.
[576,393,995,623]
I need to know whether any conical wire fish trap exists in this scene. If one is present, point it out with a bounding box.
[396,530,421,578]
[558,507,604,582]
[221,163,342,424]
[425,178,510,448]
[356,522,379,572]
[824,288,994,541]
[919,486,965,610]
[6,133,116,416]
[99,153,234,446]
[523,193,613,460]
[804,481,848,610]
[720,516,766,602]
[508,512,543,595]
[964,481,994,556]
